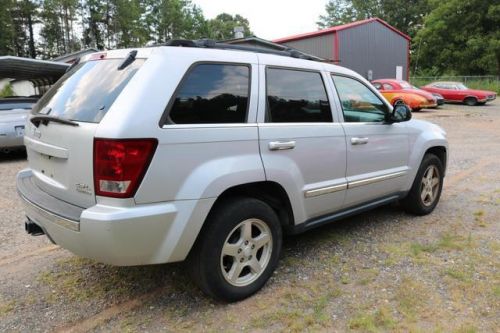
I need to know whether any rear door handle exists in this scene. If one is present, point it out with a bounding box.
[269,140,296,151]
[351,137,369,145]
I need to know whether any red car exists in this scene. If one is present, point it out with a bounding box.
[420,82,497,106]
[372,79,438,111]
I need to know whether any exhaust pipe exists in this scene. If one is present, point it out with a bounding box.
[25,219,44,236]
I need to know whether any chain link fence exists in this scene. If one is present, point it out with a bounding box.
[410,75,500,93]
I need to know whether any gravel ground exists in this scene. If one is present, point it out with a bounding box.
[0,101,499,332]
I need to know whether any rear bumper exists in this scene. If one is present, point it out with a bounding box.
[16,169,215,266]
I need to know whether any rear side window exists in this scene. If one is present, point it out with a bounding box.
[33,59,144,123]
[168,64,250,124]
[266,68,332,123]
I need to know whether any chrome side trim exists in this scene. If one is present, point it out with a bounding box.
[348,171,407,189]
[19,193,80,231]
[304,183,347,198]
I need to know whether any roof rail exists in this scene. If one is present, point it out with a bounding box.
[157,39,323,61]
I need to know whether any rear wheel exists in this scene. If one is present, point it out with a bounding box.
[188,197,282,302]
[464,97,477,106]
[401,154,444,215]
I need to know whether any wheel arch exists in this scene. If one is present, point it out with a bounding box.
[186,181,295,260]
[210,181,295,231]
[424,146,447,176]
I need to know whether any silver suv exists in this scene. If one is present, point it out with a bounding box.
[17,41,448,301]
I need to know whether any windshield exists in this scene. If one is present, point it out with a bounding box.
[456,83,468,90]
[33,59,144,123]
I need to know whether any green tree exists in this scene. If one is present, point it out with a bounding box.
[414,0,500,75]
[206,13,252,40]
[0,0,16,55]
[39,0,80,57]
[317,0,430,39]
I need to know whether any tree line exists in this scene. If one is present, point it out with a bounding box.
[317,0,500,76]
[0,0,498,76]
[0,0,251,59]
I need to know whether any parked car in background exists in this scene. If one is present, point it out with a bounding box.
[17,42,448,302]
[420,82,497,106]
[372,79,437,111]
[0,97,37,152]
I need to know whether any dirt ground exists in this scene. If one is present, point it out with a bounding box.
[0,101,499,333]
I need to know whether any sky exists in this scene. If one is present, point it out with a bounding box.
[192,0,329,41]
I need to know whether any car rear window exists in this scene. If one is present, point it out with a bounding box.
[32,59,144,123]
[0,102,34,110]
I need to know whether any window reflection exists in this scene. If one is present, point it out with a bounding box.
[34,59,144,123]
[169,64,249,124]
[266,68,332,123]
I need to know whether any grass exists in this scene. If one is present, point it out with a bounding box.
[444,266,474,282]
[473,210,487,227]
[348,306,396,332]
[0,300,15,316]
[250,282,341,331]
[395,277,429,320]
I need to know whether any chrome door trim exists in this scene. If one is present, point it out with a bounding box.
[348,171,407,189]
[303,171,407,198]
[304,183,347,198]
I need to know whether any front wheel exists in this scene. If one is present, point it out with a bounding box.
[401,154,444,215]
[464,97,477,106]
[188,197,282,302]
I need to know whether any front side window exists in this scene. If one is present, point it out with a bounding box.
[266,68,332,123]
[168,64,250,124]
[331,75,388,123]
[383,83,394,90]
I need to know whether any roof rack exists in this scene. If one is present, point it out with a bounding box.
[156,39,322,62]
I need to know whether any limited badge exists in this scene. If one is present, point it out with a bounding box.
[75,183,92,195]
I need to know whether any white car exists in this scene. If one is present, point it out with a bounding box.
[0,97,36,152]
[17,41,448,301]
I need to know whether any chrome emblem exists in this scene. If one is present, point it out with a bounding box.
[31,126,41,139]
[75,183,92,195]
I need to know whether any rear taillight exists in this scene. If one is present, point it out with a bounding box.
[93,138,158,198]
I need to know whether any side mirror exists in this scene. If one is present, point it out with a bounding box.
[387,103,412,123]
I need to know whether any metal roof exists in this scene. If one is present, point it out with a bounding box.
[223,36,289,50]
[0,56,69,81]
[273,18,411,43]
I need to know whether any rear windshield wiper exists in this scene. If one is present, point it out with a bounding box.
[117,50,137,70]
[30,115,79,127]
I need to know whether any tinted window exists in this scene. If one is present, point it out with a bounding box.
[266,68,332,123]
[168,64,249,124]
[33,59,144,123]
[332,75,388,123]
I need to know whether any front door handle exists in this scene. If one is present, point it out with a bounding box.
[351,137,369,145]
[269,140,296,151]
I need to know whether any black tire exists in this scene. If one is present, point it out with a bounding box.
[401,154,444,215]
[187,197,282,302]
[464,97,477,106]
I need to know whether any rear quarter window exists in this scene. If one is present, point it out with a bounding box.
[167,63,250,124]
[33,59,144,123]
